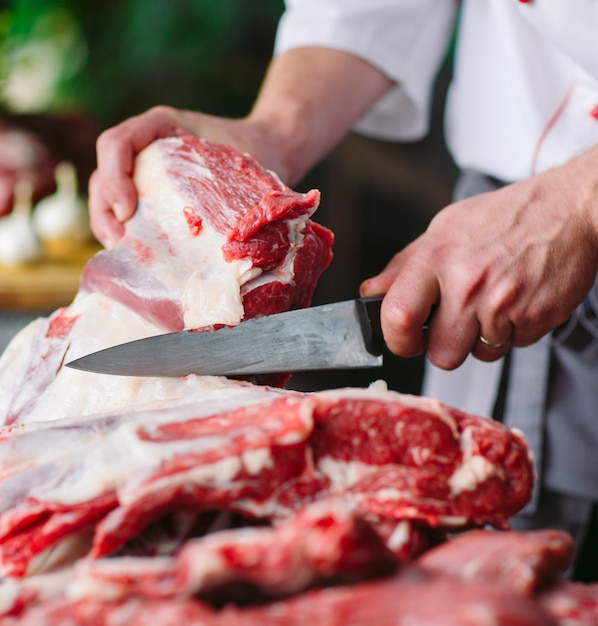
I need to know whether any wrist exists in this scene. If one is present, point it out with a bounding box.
[244,108,311,185]
[583,145,598,248]
[566,144,598,251]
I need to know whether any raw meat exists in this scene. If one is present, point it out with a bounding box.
[0,386,535,580]
[0,136,333,426]
[539,581,598,625]
[0,381,540,620]
[417,528,574,594]
[221,574,557,626]
[0,135,589,625]
[308,389,534,530]
[80,139,331,330]
[65,500,397,604]
[7,519,591,624]
[5,574,557,626]
[0,391,306,577]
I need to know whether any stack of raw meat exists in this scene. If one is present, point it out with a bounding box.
[0,137,596,625]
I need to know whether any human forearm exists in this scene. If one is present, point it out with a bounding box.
[247,47,394,185]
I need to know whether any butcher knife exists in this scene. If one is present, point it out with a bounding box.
[65,297,386,377]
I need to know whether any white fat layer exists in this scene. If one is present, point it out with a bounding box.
[26,418,280,506]
[182,551,229,594]
[119,455,244,508]
[134,144,254,329]
[435,515,468,526]
[317,457,375,491]
[448,454,496,496]
[25,529,94,577]
[67,556,173,602]
[0,568,71,617]
[448,426,497,495]
[386,520,411,551]
[242,448,273,475]
[182,264,248,328]
[240,218,305,293]
[368,379,389,393]
[0,293,242,425]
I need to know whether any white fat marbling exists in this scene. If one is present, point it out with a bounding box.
[447,426,497,495]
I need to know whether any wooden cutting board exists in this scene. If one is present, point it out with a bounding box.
[0,242,101,311]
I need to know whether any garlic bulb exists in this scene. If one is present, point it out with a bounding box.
[0,180,41,265]
[32,161,90,245]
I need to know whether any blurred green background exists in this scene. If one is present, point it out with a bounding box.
[0,0,284,125]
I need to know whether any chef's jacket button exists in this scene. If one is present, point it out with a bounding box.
[591,105,598,120]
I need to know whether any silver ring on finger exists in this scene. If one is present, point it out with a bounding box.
[479,335,507,349]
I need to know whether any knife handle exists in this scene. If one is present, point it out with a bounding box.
[356,297,384,356]
[356,297,436,357]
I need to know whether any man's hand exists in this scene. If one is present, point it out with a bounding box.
[361,147,598,369]
[88,107,279,247]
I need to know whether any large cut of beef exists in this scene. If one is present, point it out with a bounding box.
[0,385,534,582]
[0,136,332,426]
[0,136,596,625]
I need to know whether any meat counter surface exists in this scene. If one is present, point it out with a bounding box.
[0,136,597,625]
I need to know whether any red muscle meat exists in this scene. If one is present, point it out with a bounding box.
[0,388,535,584]
[5,574,557,626]
[66,501,396,604]
[539,581,598,625]
[307,390,534,542]
[418,528,575,595]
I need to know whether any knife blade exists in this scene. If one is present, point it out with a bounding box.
[65,297,385,377]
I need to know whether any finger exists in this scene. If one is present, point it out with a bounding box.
[95,130,142,221]
[94,108,185,220]
[471,316,514,362]
[425,302,480,370]
[380,262,440,358]
[88,170,125,248]
[360,250,408,297]
[360,271,396,298]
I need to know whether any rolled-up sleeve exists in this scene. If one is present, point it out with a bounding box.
[275,0,458,140]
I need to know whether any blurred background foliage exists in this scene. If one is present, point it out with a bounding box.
[0,0,284,127]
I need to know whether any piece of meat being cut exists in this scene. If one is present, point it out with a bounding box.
[0,135,332,427]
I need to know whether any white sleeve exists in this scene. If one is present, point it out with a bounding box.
[275,0,458,141]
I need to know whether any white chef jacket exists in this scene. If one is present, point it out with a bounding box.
[275,0,598,183]
[275,0,598,509]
